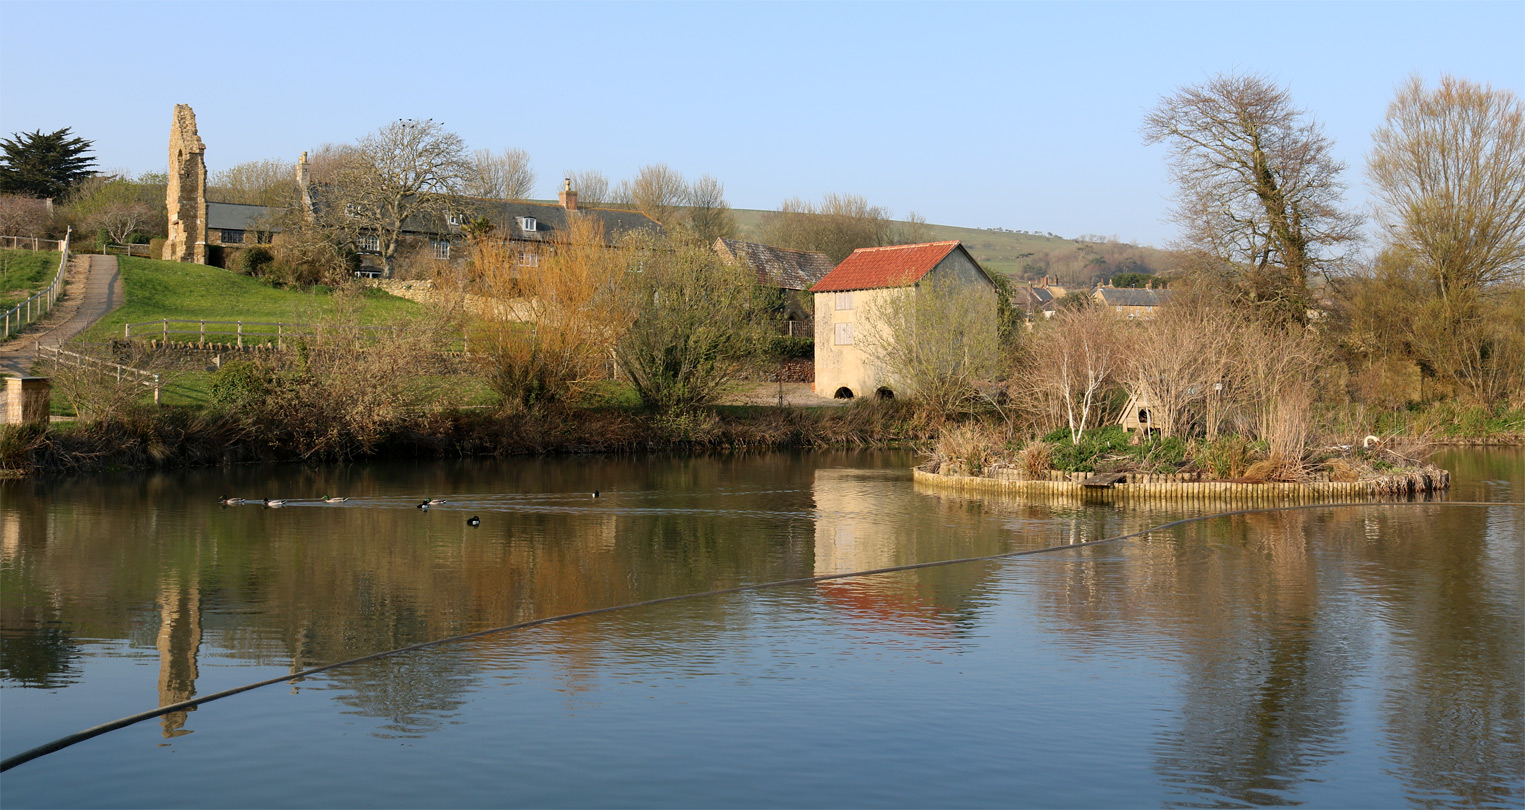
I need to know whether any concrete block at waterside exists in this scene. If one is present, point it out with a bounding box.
[6,377,50,425]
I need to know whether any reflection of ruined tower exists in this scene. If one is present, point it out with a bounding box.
[163,104,207,264]
[156,576,202,738]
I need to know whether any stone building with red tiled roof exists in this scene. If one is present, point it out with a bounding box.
[809,240,996,399]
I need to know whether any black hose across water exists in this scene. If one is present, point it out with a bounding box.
[2,499,1518,773]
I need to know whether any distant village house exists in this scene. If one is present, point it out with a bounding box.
[711,238,832,335]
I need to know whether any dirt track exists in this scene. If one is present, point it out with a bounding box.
[0,254,123,378]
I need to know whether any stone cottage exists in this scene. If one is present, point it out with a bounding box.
[810,240,997,399]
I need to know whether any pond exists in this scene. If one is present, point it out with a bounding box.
[1,447,1520,808]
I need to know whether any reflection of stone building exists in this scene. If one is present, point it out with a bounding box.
[156,575,202,737]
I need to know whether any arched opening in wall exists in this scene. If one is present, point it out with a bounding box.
[1138,409,1150,426]
[833,387,855,399]
[875,387,895,400]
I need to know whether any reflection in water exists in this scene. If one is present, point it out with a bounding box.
[0,451,1520,808]
[155,574,202,737]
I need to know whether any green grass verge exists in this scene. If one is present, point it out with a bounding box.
[78,256,424,343]
[0,248,62,311]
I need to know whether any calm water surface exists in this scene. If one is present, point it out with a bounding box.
[1,447,1521,808]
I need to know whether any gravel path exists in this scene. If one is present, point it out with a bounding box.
[0,254,124,378]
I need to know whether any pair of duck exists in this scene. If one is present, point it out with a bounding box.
[220,496,348,507]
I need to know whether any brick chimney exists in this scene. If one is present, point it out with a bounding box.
[558,178,578,212]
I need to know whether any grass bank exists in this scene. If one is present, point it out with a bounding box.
[1,398,929,477]
[0,248,60,311]
[77,256,422,343]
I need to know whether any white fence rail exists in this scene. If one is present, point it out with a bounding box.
[124,318,403,349]
[37,343,161,404]
[2,228,72,341]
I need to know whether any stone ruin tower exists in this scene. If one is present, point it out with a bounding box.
[163,104,207,263]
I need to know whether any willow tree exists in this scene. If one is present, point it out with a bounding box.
[1366,76,1525,405]
[1143,73,1360,325]
[613,232,768,412]
[470,215,627,412]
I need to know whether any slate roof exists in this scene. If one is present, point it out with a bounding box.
[713,238,833,291]
[206,202,279,231]
[1010,285,1056,309]
[476,200,664,242]
[809,241,965,293]
[304,187,665,242]
[1094,287,1172,307]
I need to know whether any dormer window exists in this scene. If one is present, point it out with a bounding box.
[518,216,537,232]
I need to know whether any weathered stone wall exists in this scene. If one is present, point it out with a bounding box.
[362,280,534,321]
[164,104,207,264]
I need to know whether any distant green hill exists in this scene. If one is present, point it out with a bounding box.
[729,208,1176,285]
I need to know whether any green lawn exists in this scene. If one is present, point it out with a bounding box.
[0,248,63,311]
[79,256,425,342]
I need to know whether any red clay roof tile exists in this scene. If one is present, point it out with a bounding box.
[809,241,962,293]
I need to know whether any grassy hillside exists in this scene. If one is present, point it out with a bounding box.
[80,256,423,342]
[1,248,62,311]
[730,208,1177,285]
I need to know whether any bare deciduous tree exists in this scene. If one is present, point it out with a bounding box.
[465,147,536,201]
[0,194,50,236]
[859,273,1000,419]
[616,163,688,229]
[564,170,612,207]
[1122,304,1231,439]
[84,201,153,244]
[684,174,736,243]
[1026,306,1126,445]
[210,158,296,207]
[1143,73,1361,325]
[1364,77,1525,405]
[1369,75,1525,297]
[322,119,470,278]
[760,193,897,264]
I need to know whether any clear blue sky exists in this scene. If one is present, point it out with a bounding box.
[2,1,1522,247]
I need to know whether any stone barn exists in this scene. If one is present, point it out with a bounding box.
[810,240,996,400]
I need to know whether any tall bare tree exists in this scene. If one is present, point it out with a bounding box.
[1364,77,1525,405]
[1026,306,1126,445]
[564,170,612,207]
[684,173,736,243]
[760,193,897,264]
[465,147,536,200]
[616,163,688,229]
[210,158,296,207]
[323,119,470,278]
[1368,75,1525,299]
[1143,73,1361,325]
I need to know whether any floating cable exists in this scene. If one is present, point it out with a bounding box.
[3,499,1518,772]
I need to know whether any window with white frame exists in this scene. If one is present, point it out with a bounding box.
[518,216,537,232]
[835,291,854,310]
[430,238,450,260]
[518,250,539,267]
[834,322,854,345]
[357,233,380,252]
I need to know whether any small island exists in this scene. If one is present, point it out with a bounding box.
[917,425,1451,502]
